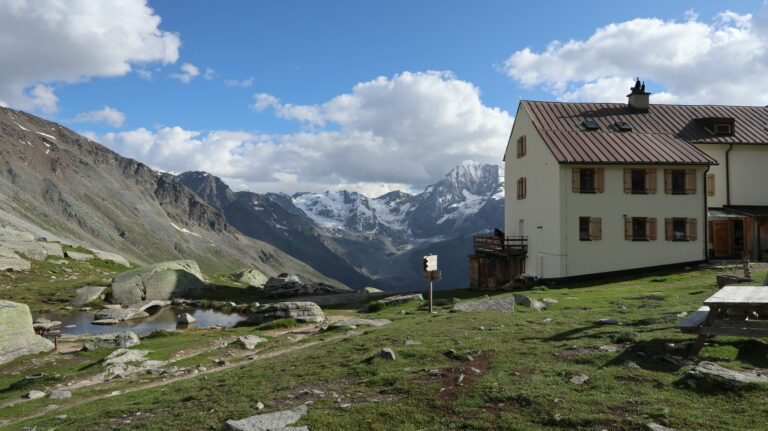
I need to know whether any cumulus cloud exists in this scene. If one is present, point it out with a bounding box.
[0,0,180,112]
[171,63,200,84]
[503,8,768,104]
[225,77,255,88]
[72,106,126,127]
[93,71,513,195]
[203,68,215,80]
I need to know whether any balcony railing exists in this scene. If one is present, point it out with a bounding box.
[474,235,528,256]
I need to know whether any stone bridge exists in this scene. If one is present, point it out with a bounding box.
[129,299,171,312]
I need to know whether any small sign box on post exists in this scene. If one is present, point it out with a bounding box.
[422,254,441,312]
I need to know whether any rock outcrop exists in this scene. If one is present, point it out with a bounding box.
[0,246,29,271]
[94,307,149,321]
[0,300,55,365]
[65,251,94,261]
[82,331,140,351]
[453,296,515,313]
[225,405,308,431]
[688,361,768,389]
[110,260,206,304]
[69,285,108,307]
[0,228,47,260]
[377,294,423,306]
[245,302,325,325]
[91,249,130,267]
[263,273,352,297]
[233,268,269,287]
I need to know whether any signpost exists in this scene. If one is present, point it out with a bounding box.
[422,254,441,313]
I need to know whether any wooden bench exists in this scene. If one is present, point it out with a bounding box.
[675,306,710,334]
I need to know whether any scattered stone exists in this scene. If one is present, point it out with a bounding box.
[49,390,71,399]
[360,287,383,293]
[245,302,325,324]
[469,367,482,375]
[453,296,515,313]
[110,260,206,305]
[624,360,641,369]
[378,348,396,360]
[457,374,465,384]
[46,404,59,410]
[332,318,391,328]
[69,285,107,307]
[598,345,619,353]
[235,335,268,350]
[513,294,546,311]
[687,361,768,389]
[255,401,265,410]
[177,312,197,324]
[0,300,54,365]
[82,331,140,351]
[94,307,149,321]
[377,294,424,306]
[570,374,590,385]
[26,390,46,400]
[444,349,473,362]
[405,340,422,345]
[542,318,552,322]
[541,298,559,306]
[102,304,123,309]
[647,423,676,431]
[65,251,94,261]
[224,405,308,431]
[596,318,619,325]
[91,249,130,267]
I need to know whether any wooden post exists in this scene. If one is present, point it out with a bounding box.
[429,278,433,313]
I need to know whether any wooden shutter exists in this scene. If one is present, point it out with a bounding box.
[590,217,602,240]
[624,218,632,240]
[521,136,526,157]
[522,177,527,199]
[648,217,657,240]
[516,136,526,158]
[646,169,657,194]
[664,169,672,194]
[623,169,631,193]
[595,168,604,193]
[707,173,715,196]
[572,168,581,193]
[665,218,673,241]
[685,169,697,194]
[687,218,698,241]
[516,178,521,200]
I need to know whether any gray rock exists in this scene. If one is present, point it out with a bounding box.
[432,298,460,306]
[0,228,47,260]
[541,298,559,306]
[92,319,119,325]
[232,269,269,287]
[512,294,546,311]
[32,319,61,331]
[65,251,94,261]
[570,374,589,385]
[378,348,396,360]
[624,360,641,369]
[225,405,308,431]
[246,302,325,324]
[647,423,676,431]
[82,331,140,351]
[177,312,197,324]
[91,249,130,267]
[0,300,54,365]
[377,294,424,306]
[453,296,515,313]
[405,340,422,345]
[37,242,63,258]
[688,361,768,389]
[26,390,46,400]
[111,260,205,305]
[0,245,31,271]
[94,307,148,321]
[332,318,392,328]
[235,335,268,350]
[360,287,383,293]
[49,390,71,399]
[69,285,107,307]
[596,318,619,325]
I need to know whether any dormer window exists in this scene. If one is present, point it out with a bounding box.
[614,121,632,132]
[579,120,599,131]
[697,117,735,136]
[714,122,733,136]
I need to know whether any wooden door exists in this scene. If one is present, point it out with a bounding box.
[711,221,732,258]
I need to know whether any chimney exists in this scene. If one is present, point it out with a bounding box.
[627,78,650,111]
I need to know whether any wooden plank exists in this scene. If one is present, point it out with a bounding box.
[711,320,768,329]
[704,285,768,305]
[698,326,768,338]
[675,306,710,329]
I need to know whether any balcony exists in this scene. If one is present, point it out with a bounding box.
[473,235,528,256]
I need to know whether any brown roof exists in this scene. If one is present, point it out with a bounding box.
[521,100,768,165]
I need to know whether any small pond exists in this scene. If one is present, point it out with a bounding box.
[37,306,247,336]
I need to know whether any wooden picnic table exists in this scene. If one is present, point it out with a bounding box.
[677,285,768,354]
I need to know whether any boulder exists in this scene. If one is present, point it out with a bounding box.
[263,273,352,297]
[361,287,383,293]
[512,294,546,311]
[688,361,768,389]
[232,269,269,287]
[94,307,149,321]
[110,260,205,305]
[177,312,197,324]
[245,302,325,325]
[26,390,46,400]
[0,300,55,365]
[225,405,308,431]
[65,251,94,261]
[377,294,424,306]
[69,285,108,307]
[378,348,396,360]
[49,390,71,399]
[92,319,119,325]
[82,331,140,351]
[38,242,64,258]
[32,318,61,331]
[332,318,392,328]
[0,245,30,271]
[91,249,130,267]
[542,298,559,306]
[453,296,515,313]
[0,228,47,260]
[235,335,267,350]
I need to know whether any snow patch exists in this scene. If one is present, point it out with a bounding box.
[170,222,202,238]
[13,121,29,132]
[36,131,56,141]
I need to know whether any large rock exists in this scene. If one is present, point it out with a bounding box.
[0,246,30,271]
[38,242,64,258]
[688,361,768,389]
[82,331,140,351]
[233,269,269,287]
[331,318,392,328]
[246,302,325,325]
[177,312,197,324]
[110,260,206,305]
[0,300,55,365]
[65,251,94,261]
[234,335,267,350]
[91,249,130,267]
[225,405,308,431]
[0,228,47,260]
[94,307,149,321]
[512,294,546,311]
[377,294,424,306]
[453,296,515,313]
[263,273,352,297]
[69,285,108,307]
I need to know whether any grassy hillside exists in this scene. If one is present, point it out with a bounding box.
[2,266,767,430]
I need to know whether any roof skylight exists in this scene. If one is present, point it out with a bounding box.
[614,121,632,131]
[580,120,599,131]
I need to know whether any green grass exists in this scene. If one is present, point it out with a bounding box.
[2,267,767,430]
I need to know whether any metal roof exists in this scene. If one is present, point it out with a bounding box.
[520,100,768,165]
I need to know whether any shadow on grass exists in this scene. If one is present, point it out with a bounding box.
[601,339,690,372]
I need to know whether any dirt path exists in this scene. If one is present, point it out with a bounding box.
[0,321,354,428]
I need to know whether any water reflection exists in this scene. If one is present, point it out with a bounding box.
[38,306,247,336]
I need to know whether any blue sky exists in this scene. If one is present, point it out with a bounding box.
[2,0,766,195]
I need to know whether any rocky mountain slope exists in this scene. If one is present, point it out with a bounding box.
[175,161,504,290]
[0,107,343,287]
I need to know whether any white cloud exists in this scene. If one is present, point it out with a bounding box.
[72,106,126,127]
[225,77,255,88]
[0,0,179,112]
[171,63,200,84]
[503,8,768,105]
[203,68,215,80]
[136,68,153,80]
[93,71,513,194]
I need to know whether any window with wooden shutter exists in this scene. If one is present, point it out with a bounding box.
[647,217,657,240]
[516,135,527,158]
[685,169,697,194]
[595,168,604,193]
[590,217,602,240]
[623,169,632,193]
[665,218,673,241]
[572,168,581,193]
[517,177,527,200]
[686,218,697,241]
[624,217,632,240]
[646,169,657,194]
[706,173,715,196]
